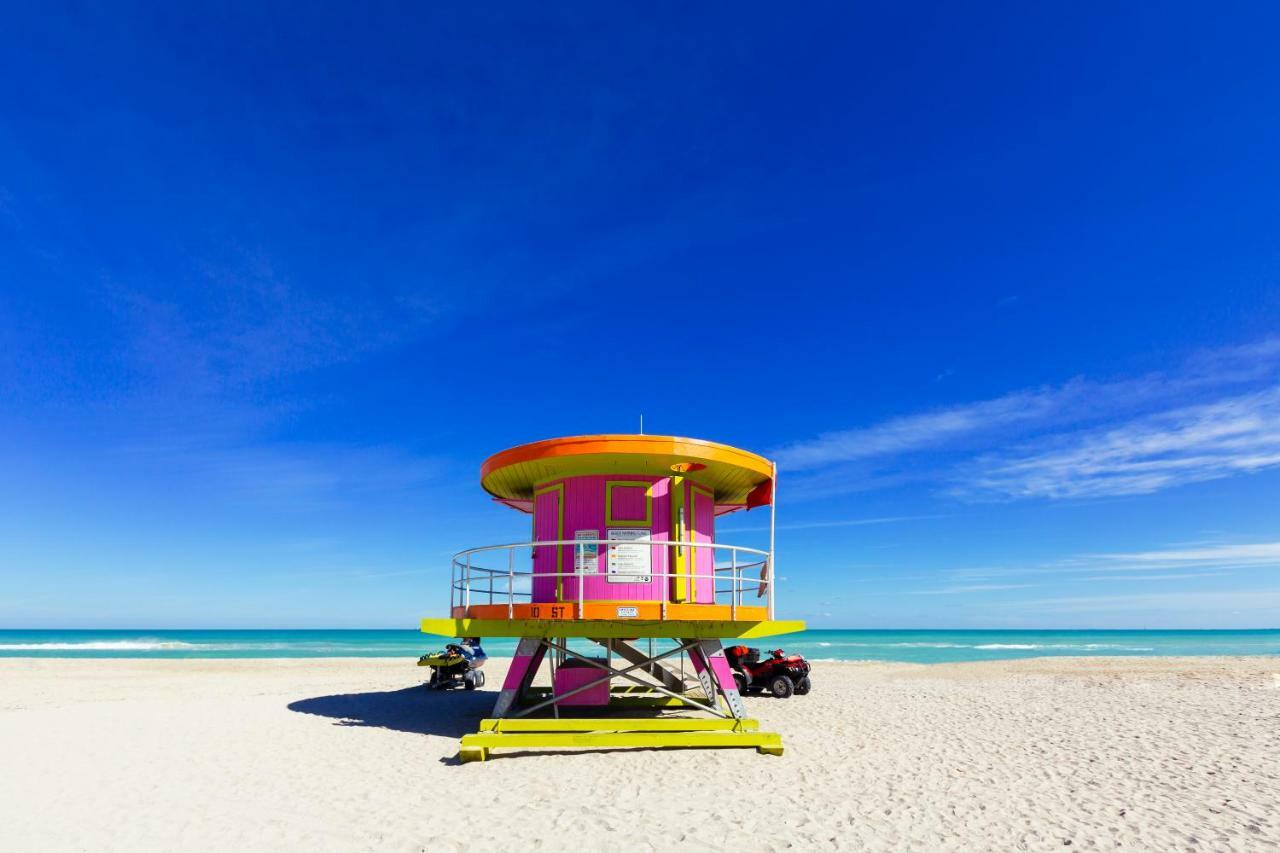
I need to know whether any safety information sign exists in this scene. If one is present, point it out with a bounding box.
[574,529,599,574]
[606,528,651,583]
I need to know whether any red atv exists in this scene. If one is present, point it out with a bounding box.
[724,645,812,698]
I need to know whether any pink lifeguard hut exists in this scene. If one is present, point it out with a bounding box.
[421,434,805,761]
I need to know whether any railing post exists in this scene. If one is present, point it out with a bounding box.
[508,547,515,619]
[577,542,584,618]
[690,539,696,604]
[450,560,455,614]
[731,548,738,621]
[465,553,472,613]
[768,461,777,620]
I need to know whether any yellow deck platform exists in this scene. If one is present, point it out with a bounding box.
[420,617,805,639]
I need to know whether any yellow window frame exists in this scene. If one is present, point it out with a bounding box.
[605,480,653,527]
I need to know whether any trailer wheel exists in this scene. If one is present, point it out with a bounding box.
[733,672,749,695]
[769,675,794,699]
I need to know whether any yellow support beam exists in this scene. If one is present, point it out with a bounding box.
[478,717,759,733]
[590,696,690,708]
[458,729,783,762]
[421,617,805,639]
[520,689,697,709]
[522,685,684,696]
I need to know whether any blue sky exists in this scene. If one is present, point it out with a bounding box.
[1,4,1278,629]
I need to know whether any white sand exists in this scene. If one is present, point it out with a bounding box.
[1,656,1278,851]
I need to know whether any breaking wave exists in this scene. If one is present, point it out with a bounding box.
[813,641,1157,652]
[0,640,201,651]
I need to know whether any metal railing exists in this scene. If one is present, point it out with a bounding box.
[449,539,774,620]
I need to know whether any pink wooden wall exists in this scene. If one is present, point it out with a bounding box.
[530,474,716,605]
[691,485,715,601]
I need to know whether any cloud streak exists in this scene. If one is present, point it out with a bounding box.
[116,437,445,510]
[774,337,1280,502]
[924,540,1280,587]
[961,388,1280,500]
[910,583,1035,595]
[722,514,944,532]
[1018,587,1280,616]
[1083,541,1280,567]
[115,255,441,396]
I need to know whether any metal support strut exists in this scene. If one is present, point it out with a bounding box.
[456,633,786,762]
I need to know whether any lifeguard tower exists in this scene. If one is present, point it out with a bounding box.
[421,434,804,761]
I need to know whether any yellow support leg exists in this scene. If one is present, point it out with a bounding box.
[459,746,488,763]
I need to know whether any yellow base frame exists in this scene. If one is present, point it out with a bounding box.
[458,717,783,762]
[421,617,805,639]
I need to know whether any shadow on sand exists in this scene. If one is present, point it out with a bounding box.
[288,685,493,739]
[287,686,775,763]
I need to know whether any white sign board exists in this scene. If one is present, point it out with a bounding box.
[574,529,599,574]
[606,528,651,583]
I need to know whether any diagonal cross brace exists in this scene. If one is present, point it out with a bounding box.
[511,638,727,718]
[592,638,687,694]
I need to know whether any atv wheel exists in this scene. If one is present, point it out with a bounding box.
[474,670,486,688]
[733,672,749,695]
[794,675,812,695]
[769,674,795,699]
[463,673,478,690]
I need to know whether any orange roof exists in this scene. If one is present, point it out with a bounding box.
[480,434,773,505]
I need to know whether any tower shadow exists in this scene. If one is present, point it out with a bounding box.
[288,685,493,739]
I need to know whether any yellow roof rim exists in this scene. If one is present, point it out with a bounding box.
[480,434,773,505]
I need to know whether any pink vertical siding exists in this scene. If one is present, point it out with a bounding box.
[569,475,670,601]
[531,474,672,603]
[560,476,598,603]
[532,487,561,602]
[691,486,716,604]
[532,473,727,605]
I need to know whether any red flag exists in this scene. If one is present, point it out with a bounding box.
[746,479,773,509]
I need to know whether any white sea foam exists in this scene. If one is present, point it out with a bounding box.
[0,641,200,651]
[806,641,968,648]
[0,640,425,653]
[888,642,967,648]
[973,643,1157,652]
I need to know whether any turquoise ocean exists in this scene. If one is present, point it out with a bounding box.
[1,629,1277,663]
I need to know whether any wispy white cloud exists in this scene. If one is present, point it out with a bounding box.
[774,337,1280,502]
[722,514,944,532]
[1019,587,1280,615]
[114,255,440,395]
[774,385,1082,470]
[910,583,1035,595]
[1080,573,1224,582]
[117,438,445,509]
[933,540,1280,583]
[961,388,1280,500]
[1083,541,1280,567]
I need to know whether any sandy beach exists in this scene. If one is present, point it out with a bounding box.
[1,656,1277,852]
